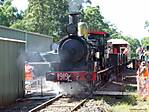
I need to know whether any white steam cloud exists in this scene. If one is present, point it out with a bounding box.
[68,0,84,13]
[58,82,91,95]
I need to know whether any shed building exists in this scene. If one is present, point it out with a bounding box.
[0,36,25,107]
[0,26,52,107]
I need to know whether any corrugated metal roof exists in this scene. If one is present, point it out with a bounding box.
[0,25,52,38]
[107,39,129,45]
[0,26,53,52]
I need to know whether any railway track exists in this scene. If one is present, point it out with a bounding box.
[29,94,90,112]
[1,69,134,112]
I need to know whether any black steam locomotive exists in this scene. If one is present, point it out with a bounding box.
[46,13,111,82]
[46,13,129,93]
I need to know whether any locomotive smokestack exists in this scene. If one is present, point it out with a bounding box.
[69,13,80,25]
[66,13,80,35]
[67,0,83,35]
[68,0,84,25]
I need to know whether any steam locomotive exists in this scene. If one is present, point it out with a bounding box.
[46,13,129,93]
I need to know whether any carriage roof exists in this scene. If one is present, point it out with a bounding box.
[107,39,129,45]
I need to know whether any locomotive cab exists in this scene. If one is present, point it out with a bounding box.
[88,31,111,69]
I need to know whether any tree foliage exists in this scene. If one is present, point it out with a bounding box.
[143,21,149,47]
[81,6,110,32]
[11,0,92,42]
[11,0,69,41]
[0,0,22,27]
[124,37,140,58]
[141,37,149,46]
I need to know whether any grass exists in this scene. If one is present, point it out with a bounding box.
[95,95,137,105]
[111,100,149,112]
[124,85,137,92]
[95,95,149,112]
[111,104,131,112]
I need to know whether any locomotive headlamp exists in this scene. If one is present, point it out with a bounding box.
[66,23,77,35]
[78,22,88,38]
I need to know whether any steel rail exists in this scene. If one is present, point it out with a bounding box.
[70,93,92,112]
[70,98,88,112]
[29,93,92,112]
[28,94,63,112]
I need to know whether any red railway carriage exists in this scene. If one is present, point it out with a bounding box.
[107,39,129,65]
[108,39,129,54]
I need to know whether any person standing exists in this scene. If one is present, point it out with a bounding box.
[25,62,33,80]
[137,61,149,100]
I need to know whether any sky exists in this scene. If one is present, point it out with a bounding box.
[92,0,149,39]
[12,0,28,11]
[12,0,149,39]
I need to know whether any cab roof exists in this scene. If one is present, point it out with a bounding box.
[88,31,110,38]
[89,31,108,35]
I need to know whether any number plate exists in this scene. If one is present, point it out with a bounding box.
[57,73,72,81]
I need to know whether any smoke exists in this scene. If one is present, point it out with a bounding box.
[58,82,90,95]
[68,0,85,13]
[17,51,26,70]
[46,81,62,95]
[24,50,60,94]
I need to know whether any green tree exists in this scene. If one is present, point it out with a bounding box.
[143,20,149,46]
[81,6,110,32]
[11,0,92,42]
[11,0,69,41]
[124,37,141,59]
[141,37,149,46]
[0,0,22,27]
